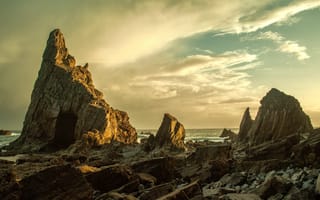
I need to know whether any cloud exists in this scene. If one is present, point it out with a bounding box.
[219,97,257,104]
[235,0,320,33]
[0,0,319,128]
[254,31,310,60]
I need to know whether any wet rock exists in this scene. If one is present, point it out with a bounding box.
[20,165,93,200]
[8,29,136,153]
[155,113,186,150]
[86,164,136,193]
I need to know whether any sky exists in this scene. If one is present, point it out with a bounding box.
[0,0,319,129]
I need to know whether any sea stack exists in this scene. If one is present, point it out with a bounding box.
[9,29,137,152]
[244,88,313,146]
[155,113,186,150]
[237,107,253,144]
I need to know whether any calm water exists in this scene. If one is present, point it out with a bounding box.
[0,128,238,148]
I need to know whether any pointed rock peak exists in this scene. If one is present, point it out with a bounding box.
[261,88,298,109]
[43,29,75,67]
[155,113,185,150]
[164,113,176,120]
[244,107,251,118]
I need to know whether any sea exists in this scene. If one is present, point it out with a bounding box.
[0,128,239,148]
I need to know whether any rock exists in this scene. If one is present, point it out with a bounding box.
[77,165,101,174]
[142,134,156,152]
[138,182,175,200]
[220,129,237,142]
[237,108,253,144]
[247,134,300,160]
[155,113,186,150]
[85,164,136,193]
[254,175,292,199]
[0,130,12,136]
[8,29,136,153]
[137,173,157,187]
[221,193,262,200]
[157,180,202,200]
[20,165,93,200]
[131,157,180,184]
[316,174,320,195]
[247,88,313,146]
[0,161,20,199]
[292,129,320,167]
[188,143,231,163]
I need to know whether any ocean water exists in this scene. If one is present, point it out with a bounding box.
[137,128,239,143]
[0,129,238,148]
[0,132,20,148]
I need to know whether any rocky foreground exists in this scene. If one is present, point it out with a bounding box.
[1,30,320,199]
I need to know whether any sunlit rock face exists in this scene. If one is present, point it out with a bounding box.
[155,113,186,150]
[239,88,313,147]
[9,29,137,152]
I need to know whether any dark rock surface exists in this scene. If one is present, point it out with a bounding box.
[155,113,186,150]
[20,165,93,200]
[237,107,253,144]
[248,88,313,146]
[0,129,12,136]
[8,29,136,152]
[220,128,237,142]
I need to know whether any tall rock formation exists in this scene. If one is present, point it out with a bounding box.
[9,29,137,152]
[237,107,253,143]
[155,113,185,150]
[247,88,313,146]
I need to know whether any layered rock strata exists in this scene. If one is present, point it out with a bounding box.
[155,113,185,150]
[9,29,137,152]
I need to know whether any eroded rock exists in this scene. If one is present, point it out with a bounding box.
[155,113,186,150]
[8,29,136,152]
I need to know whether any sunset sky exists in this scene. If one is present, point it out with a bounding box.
[0,0,319,129]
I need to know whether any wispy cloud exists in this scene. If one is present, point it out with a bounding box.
[257,31,310,60]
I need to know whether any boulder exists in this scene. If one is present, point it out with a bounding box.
[155,113,186,150]
[8,29,136,152]
[237,108,253,144]
[20,165,93,200]
[188,143,231,163]
[0,130,12,136]
[220,129,237,142]
[246,88,313,146]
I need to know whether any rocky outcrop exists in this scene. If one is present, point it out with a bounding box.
[8,29,136,152]
[220,128,237,142]
[155,113,185,150]
[237,108,253,143]
[20,165,93,200]
[245,88,313,146]
[0,130,12,136]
